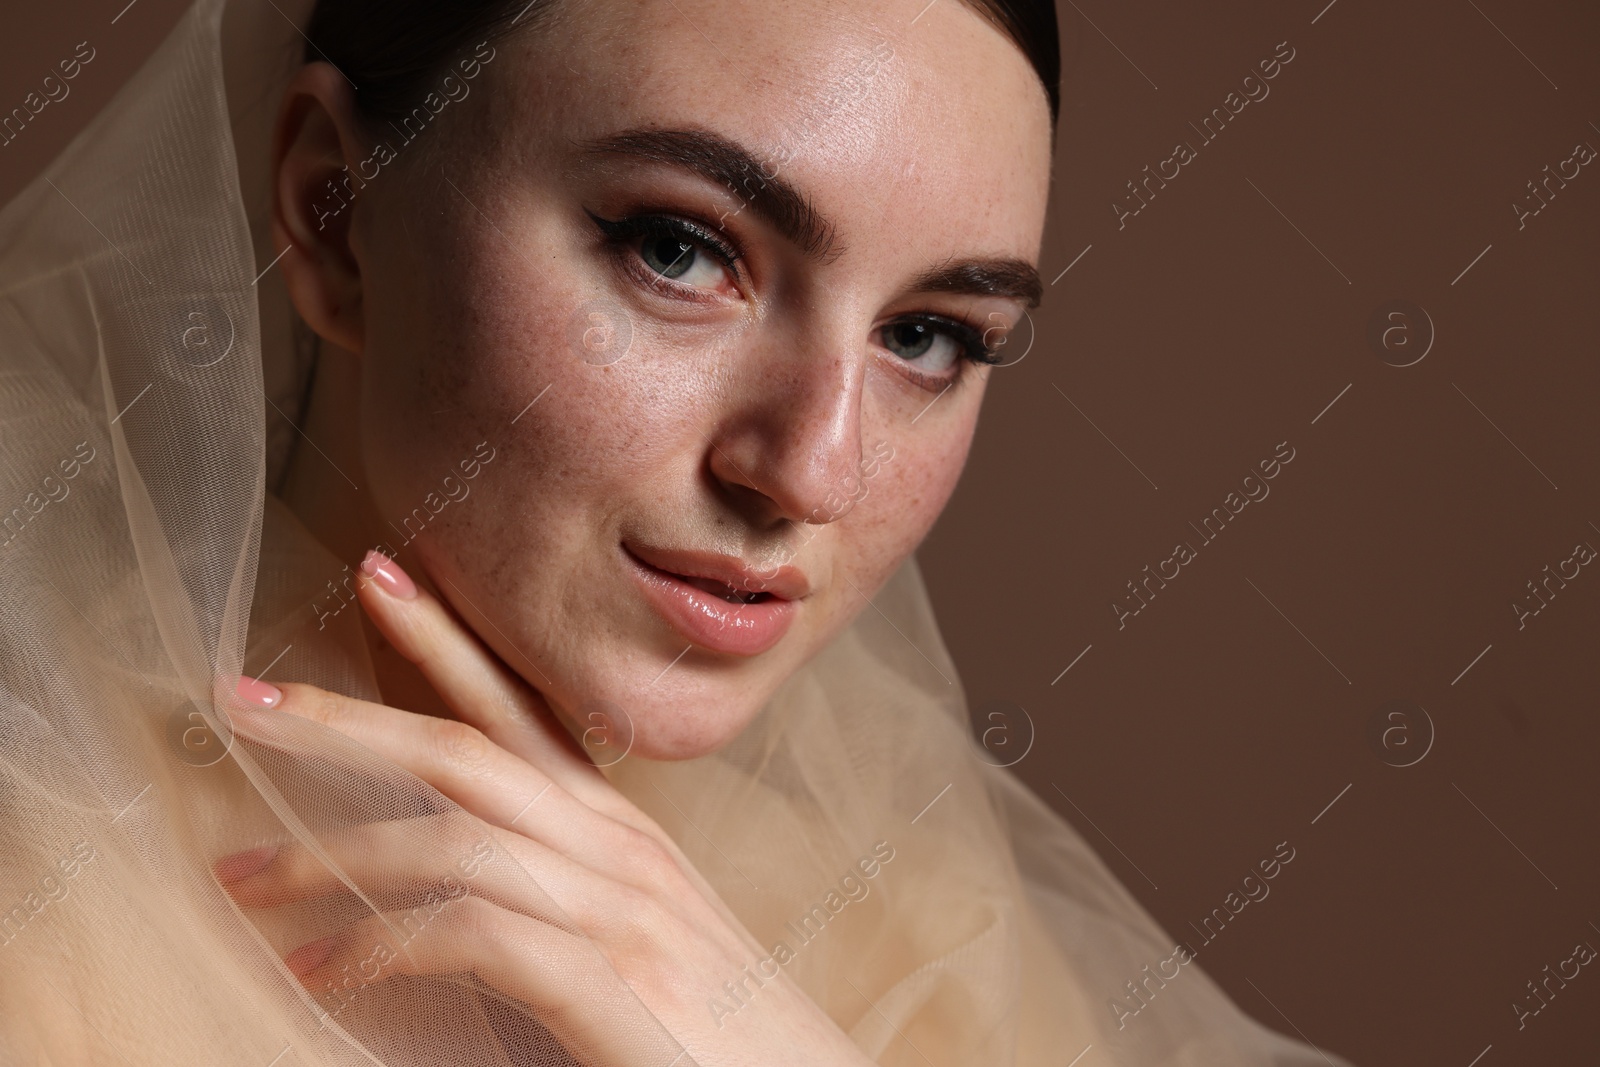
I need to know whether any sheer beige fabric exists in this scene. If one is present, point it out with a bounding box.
[0,0,1353,1062]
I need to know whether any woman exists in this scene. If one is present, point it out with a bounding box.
[0,0,1351,1062]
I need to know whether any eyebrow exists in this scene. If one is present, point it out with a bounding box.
[575,127,840,259]
[909,259,1043,310]
[574,126,1043,309]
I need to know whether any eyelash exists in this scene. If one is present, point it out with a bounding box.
[586,208,1004,377]
[893,315,1004,367]
[587,209,743,299]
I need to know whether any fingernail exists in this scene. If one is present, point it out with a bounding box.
[284,936,337,977]
[214,845,278,883]
[236,674,283,708]
[360,549,417,600]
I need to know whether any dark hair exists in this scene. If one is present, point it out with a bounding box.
[303,0,1061,132]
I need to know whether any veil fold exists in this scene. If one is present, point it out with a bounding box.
[0,0,1353,1062]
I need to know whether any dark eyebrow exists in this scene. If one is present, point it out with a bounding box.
[909,259,1043,310]
[575,126,1043,308]
[574,126,841,260]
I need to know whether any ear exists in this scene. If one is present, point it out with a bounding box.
[271,63,369,355]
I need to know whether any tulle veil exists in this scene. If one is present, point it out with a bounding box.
[0,0,1352,1062]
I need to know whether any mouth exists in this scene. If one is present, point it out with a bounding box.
[680,577,773,604]
[621,542,804,657]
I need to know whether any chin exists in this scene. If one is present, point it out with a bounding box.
[625,714,751,763]
[536,540,824,762]
[565,681,771,763]
[541,648,788,764]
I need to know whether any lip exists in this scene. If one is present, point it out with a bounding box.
[622,542,804,657]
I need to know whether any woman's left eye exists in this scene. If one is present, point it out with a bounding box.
[877,317,997,378]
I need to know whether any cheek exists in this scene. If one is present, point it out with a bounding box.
[358,206,639,530]
[842,403,978,583]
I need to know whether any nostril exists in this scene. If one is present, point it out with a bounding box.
[704,353,868,526]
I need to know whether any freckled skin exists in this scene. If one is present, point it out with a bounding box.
[275,0,1052,760]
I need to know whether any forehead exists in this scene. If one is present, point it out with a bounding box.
[497,0,1053,259]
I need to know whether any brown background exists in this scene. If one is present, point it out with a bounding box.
[4,1,1597,1063]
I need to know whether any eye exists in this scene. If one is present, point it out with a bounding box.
[637,229,727,288]
[587,210,741,295]
[877,315,999,379]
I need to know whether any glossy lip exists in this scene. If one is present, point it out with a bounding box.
[625,542,811,601]
[621,542,804,657]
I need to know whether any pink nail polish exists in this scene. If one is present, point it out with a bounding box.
[284,936,337,977]
[360,549,417,600]
[214,845,278,883]
[235,674,282,708]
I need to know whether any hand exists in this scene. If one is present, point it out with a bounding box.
[217,551,875,1067]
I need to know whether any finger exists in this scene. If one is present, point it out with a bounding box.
[243,680,667,878]
[213,815,603,931]
[231,678,756,952]
[211,754,757,964]
[288,895,686,1067]
[352,550,604,794]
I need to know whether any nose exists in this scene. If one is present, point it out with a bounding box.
[706,340,866,528]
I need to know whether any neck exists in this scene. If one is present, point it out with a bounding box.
[275,340,452,716]
[276,340,382,567]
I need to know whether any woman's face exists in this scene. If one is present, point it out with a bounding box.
[296,0,1052,760]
